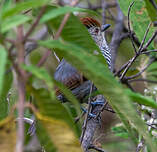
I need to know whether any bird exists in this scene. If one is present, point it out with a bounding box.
[54,17,111,96]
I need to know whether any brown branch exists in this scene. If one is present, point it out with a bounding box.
[24,6,47,41]
[101,0,107,25]
[110,1,124,71]
[16,25,26,152]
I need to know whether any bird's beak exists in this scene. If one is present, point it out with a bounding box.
[101,24,111,32]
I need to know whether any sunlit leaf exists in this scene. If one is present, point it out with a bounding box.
[36,121,57,152]
[36,114,82,152]
[0,117,16,152]
[26,84,80,136]
[118,0,156,49]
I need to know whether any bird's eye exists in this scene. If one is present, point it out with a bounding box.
[95,28,99,34]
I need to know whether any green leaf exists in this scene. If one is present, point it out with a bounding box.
[1,14,31,33]
[0,46,7,97]
[2,0,50,19]
[26,84,80,136]
[36,118,82,152]
[118,0,156,49]
[39,39,157,151]
[0,117,16,151]
[126,89,157,109]
[36,121,57,152]
[144,0,157,22]
[0,46,8,120]
[40,6,98,23]
[22,65,55,100]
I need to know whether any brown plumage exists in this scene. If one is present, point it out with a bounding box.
[80,17,101,28]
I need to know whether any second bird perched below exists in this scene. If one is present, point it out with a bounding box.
[54,17,111,96]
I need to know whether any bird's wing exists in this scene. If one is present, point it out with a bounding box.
[54,59,82,95]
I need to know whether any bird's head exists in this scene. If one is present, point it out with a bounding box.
[80,17,110,47]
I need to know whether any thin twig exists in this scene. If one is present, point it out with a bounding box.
[24,6,47,41]
[114,60,130,76]
[110,1,124,71]
[120,55,137,80]
[80,83,94,144]
[138,22,152,52]
[128,78,157,84]
[126,58,155,80]
[37,50,51,67]
[101,0,107,25]
[142,49,157,54]
[5,38,16,44]
[142,30,157,51]
[150,0,157,10]
[128,1,137,54]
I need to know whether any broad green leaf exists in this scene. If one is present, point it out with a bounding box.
[0,69,12,120]
[1,69,13,99]
[1,15,31,33]
[2,0,50,19]
[40,6,98,23]
[22,65,55,100]
[0,0,12,18]
[118,0,156,49]
[39,39,157,151]
[126,89,157,109]
[0,46,8,120]
[112,125,129,139]
[144,0,157,22]
[0,46,7,96]
[36,115,82,152]
[36,121,57,152]
[0,117,16,151]
[26,84,80,136]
